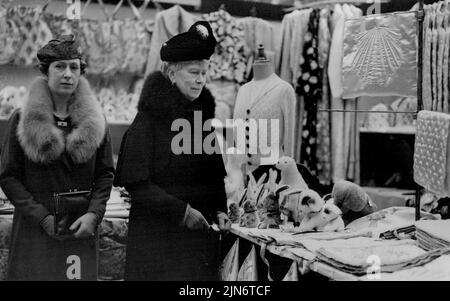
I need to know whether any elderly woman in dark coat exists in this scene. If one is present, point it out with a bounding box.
[114,21,231,281]
[0,35,114,281]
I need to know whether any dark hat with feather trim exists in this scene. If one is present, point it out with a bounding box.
[160,21,217,62]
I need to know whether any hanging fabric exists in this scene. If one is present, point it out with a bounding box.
[219,238,240,281]
[120,0,153,75]
[41,0,81,39]
[203,9,250,84]
[421,1,450,113]
[341,11,418,98]
[316,7,332,185]
[443,9,450,113]
[238,16,276,80]
[282,260,299,281]
[145,5,198,76]
[297,8,321,176]
[414,110,450,197]
[431,5,439,111]
[423,4,433,111]
[328,4,362,183]
[276,9,312,86]
[0,6,22,65]
[7,5,53,66]
[237,245,258,281]
[79,0,126,76]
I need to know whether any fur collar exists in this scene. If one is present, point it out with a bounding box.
[138,71,216,121]
[17,76,106,164]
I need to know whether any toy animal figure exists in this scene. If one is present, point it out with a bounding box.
[228,201,243,224]
[246,172,267,204]
[256,169,277,220]
[298,200,345,233]
[276,156,308,192]
[298,189,325,217]
[240,199,259,228]
[258,185,289,229]
[279,188,324,227]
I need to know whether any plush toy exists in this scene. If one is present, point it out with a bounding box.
[258,185,289,229]
[240,198,259,228]
[298,189,325,216]
[246,172,267,204]
[256,169,277,220]
[279,189,302,226]
[332,180,378,225]
[228,201,243,224]
[279,188,324,227]
[276,156,308,191]
[297,199,345,232]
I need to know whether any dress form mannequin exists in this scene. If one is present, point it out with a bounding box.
[253,45,274,81]
[233,45,296,174]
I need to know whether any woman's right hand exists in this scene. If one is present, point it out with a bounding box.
[183,205,210,231]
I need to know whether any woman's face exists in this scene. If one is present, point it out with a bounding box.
[47,59,81,96]
[169,60,209,101]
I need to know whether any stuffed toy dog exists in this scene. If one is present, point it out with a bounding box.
[298,200,345,232]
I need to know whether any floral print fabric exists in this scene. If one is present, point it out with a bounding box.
[203,9,250,84]
[296,9,322,176]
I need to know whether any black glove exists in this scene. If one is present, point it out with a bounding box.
[182,204,210,231]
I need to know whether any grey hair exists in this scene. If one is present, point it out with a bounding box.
[160,60,210,80]
[160,61,183,80]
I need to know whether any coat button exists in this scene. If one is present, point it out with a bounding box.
[246,109,250,114]
[247,154,252,158]
[248,161,253,166]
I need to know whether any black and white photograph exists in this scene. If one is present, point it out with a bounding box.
[0,0,449,286]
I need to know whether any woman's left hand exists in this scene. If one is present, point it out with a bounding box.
[70,212,98,238]
[216,212,231,234]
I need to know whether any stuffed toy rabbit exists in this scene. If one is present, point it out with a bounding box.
[228,189,245,224]
[256,169,277,220]
[246,172,267,204]
[240,198,259,228]
[258,185,289,229]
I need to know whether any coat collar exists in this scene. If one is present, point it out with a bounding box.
[17,76,106,164]
[138,71,216,121]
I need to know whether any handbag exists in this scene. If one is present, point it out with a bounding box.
[53,190,92,236]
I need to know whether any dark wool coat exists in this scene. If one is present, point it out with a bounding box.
[0,77,114,281]
[114,71,227,281]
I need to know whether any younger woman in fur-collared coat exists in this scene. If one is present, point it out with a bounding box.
[0,36,114,281]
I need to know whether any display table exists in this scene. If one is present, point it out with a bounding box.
[229,225,361,281]
[228,223,450,281]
